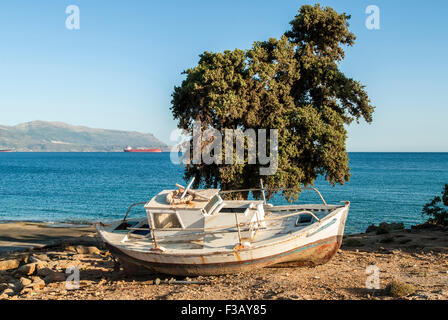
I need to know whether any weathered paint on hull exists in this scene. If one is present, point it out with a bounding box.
[99,203,349,276]
[272,236,342,268]
[106,235,342,276]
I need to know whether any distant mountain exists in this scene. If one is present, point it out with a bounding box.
[0,121,169,152]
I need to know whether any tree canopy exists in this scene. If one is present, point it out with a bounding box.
[171,4,374,200]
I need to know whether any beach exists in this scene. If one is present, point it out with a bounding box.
[1,222,447,300]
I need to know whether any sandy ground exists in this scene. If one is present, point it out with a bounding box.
[0,222,95,254]
[0,222,447,300]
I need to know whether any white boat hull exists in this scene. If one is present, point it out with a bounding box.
[97,204,349,276]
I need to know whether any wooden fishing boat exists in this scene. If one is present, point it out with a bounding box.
[96,181,350,276]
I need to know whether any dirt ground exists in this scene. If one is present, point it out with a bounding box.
[0,222,447,300]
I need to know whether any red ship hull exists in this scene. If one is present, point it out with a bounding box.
[124,149,162,153]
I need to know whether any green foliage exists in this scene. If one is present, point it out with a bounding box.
[171,4,374,199]
[387,281,416,297]
[422,184,448,226]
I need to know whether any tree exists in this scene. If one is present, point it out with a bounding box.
[422,184,448,226]
[171,4,374,200]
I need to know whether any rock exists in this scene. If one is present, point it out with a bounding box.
[19,277,32,287]
[20,287,33,295]
[44,271,66,283]
[28,279,45,291]
[64,246,77,252]
[37,262,48,270]
[75,246,101,255]
[32,254,50,262]
[57,260,80,269]
[6,282,16,290]
[0,259,21,271]
[34,261,48,272]
[28,257,48,270]
[155,278,161,285]
[3,288,15,296]
[37,267,53,277]
[17,263,37,275]
[366,222,404,234]
[29,256,41,263]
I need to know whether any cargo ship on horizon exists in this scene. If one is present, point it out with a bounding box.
[124,146,162,153]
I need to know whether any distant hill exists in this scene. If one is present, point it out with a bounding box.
[0,121,169,152]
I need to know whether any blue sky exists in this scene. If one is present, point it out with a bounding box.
[0,0,447,151]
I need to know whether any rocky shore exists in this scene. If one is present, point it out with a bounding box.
[0,222,447,300]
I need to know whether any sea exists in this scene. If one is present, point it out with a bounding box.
[0,152,447,234]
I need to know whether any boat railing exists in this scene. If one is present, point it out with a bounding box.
[219,187,328,206]
[144,209,321,249]
[122,202,147,222]
[120,188,327,250]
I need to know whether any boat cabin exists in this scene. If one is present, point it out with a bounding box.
[141,189,266,241]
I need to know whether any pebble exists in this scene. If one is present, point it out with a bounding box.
[75,246,101,255]
[32,254,50,262]
[3,288,15,296]
[0,259,21,271]
[28,279,45,291]
[37,267,53,277]
[19,277,32,287]
[45,271,66,282]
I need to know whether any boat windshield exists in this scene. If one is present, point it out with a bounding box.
[204,195,223,214]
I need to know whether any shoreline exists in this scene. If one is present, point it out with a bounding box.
[0,221,447,300]
[0,220,94,226]
[0,222,97,254]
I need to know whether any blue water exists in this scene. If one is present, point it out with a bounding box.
[0,152,447,234]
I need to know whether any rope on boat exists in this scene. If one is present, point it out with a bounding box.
[165,189,194,205]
